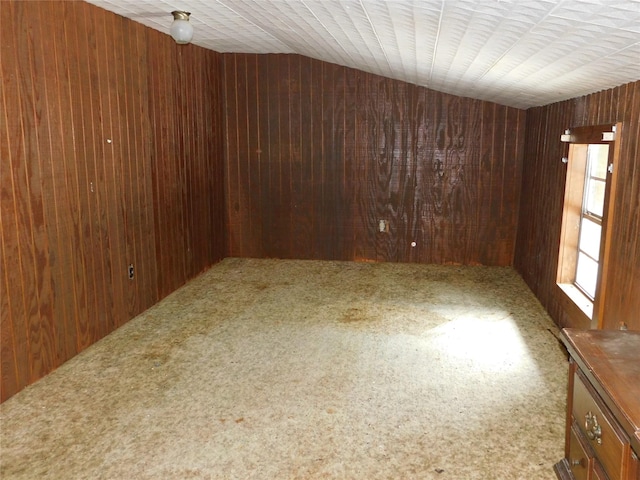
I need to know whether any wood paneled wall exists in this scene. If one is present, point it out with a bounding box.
[0,1,225,401]
[515,81,640,331]
[223,54,526,265]
[147,24,226,298]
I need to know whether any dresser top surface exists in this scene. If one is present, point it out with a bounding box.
[561,329,640,451]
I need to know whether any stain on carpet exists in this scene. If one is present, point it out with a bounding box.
[339,307,372,323]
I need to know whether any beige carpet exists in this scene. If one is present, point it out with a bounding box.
[0,258,567,479]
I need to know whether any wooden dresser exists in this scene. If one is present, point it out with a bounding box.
[554,329,640,480]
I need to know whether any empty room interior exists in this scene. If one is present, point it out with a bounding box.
[1,1,639,479]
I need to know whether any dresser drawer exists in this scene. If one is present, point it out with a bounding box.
[593,460,609,480]
[573,371,627,479]
[629,450,639,480]
[569,424,592,480]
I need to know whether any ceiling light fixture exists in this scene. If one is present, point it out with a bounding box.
[170,11,193,44]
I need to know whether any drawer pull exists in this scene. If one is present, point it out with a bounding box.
[585,411,602,445]
[570,458,584,467]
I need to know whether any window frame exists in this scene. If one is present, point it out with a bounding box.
[556,123,621,329]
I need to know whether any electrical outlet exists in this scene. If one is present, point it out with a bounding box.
[128,264,134,280]
[378,219,389,233]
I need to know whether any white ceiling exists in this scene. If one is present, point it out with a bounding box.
[85,0,640,109]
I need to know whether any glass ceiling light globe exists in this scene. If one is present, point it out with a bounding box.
[170,11,193,44]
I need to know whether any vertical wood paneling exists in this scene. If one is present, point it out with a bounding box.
[370,76,397,262]
[232,53,256,258]
[222,55,239,257]
[276,55,292,258]
[21,1,58,379]
[224,53,527,266]
[0,7,11,394]
[236,55,253,258]
[256,55,271,259]
[8,1,50,382]
[132,19,158,316]
[288,56,305,259]
[1,0,31,395]
[352,68,373,262]
[344,68,358,260]
[324,63,347,260]
[147,33,225,299]
[295,56,314,259]
[69,2,92,342]
[606,82,639,329]
[115,12,139,322]
[515,80,640,331]
[104,5,130,331]
[150,35,175,295]
[45,1,82,361]
[1,1,225,402]
[92,5,121,335]
[245,55,262,258]
[463,98,482,264]
[310,58,325,259]
[78,3,107,343]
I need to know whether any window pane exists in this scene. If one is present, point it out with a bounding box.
[579,218,602,259]
[586,179,606,217]
[575,252,598,298]
[588,144,609,179]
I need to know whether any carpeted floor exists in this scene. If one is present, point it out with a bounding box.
[0,258,568,479]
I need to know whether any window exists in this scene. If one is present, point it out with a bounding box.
[556,124,620,328]
[574,144,608,299]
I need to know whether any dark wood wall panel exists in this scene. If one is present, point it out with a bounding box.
[223,54,526,265]
[148,32,225,298]
[515,80,640,331]
[1,1,225,402]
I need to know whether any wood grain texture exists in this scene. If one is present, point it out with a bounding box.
[146,20,225,296]
[223,53,526,265]
[515,80,640,332]
[0,1,225,402]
